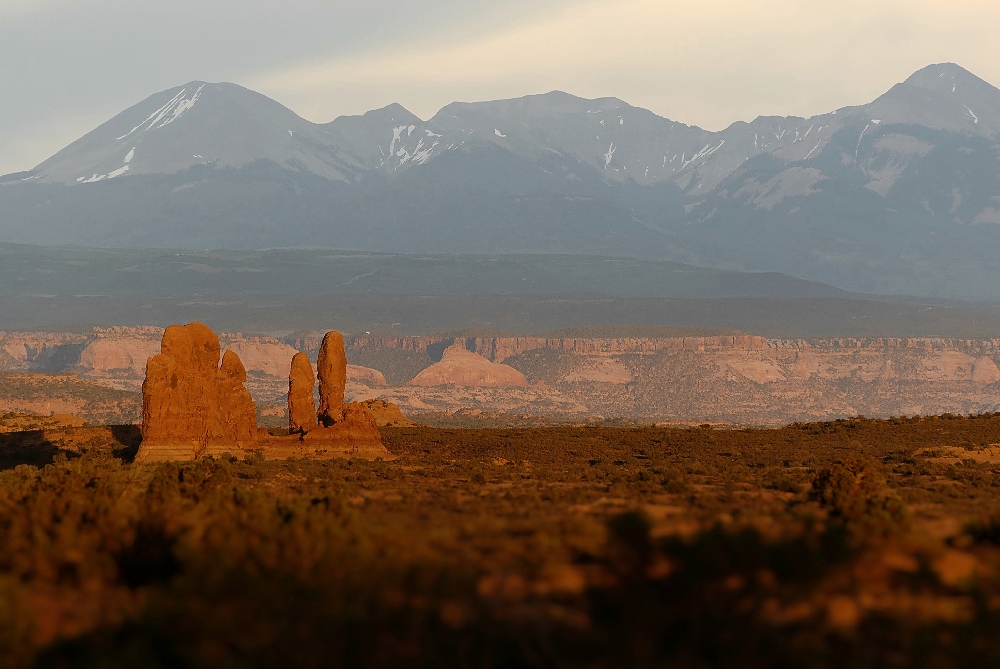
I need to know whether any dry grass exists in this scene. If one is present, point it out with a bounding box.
[2,415,1000,666]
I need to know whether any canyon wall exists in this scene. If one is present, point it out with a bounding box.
[287,332,1000,424]
[288,332,1000,364]
[5,328,1000,425]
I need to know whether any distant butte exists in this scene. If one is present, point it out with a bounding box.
[408,341,528,387]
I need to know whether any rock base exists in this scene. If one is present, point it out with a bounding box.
[134,438,262,463]
[260,434,391,461]
[362,399,418,427]
[296,401,388,458]
[133,402,389,462]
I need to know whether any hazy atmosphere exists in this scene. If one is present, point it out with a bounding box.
[3,0,1000,174]
[6,2,1000,666]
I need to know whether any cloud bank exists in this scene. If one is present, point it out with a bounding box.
[2,0,998,173]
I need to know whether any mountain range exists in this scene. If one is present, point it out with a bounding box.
[2,63,1000,300]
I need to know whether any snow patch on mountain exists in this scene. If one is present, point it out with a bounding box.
[603,143,615,168]
[389,126,407,157]
[116,85,204,141]
[680,140,725,170]
[75,147,136,183]
[157,85,204,128]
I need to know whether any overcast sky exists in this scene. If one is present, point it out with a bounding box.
[2,0,999,175]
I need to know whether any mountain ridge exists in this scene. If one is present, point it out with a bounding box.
[4,62,1000,301]
[16,63,997,195]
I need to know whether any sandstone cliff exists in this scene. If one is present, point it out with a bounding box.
[71,327,299,381]
[0,332,89,372]
[348,365,387,387]
[285,333,1000,366]
[331,334,1000,425]
[9,326,1000,427]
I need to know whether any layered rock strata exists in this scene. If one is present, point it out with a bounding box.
[285,334,1000,366]
[137,323,259,462]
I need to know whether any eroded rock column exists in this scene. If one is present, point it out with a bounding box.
[288,351,317,434]
[218,349,258,443]
[317,331,347,426]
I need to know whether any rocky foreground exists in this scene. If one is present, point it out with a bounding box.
[4,328,1000,425]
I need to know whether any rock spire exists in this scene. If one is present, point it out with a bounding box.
[288,351,317,434]
[317,331,347,426]
[139,322,258,460]
[285,331,387,453]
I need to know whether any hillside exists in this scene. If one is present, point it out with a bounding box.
[5,244,1000,338]
[0,244,849,300]
[4,64,1000,299]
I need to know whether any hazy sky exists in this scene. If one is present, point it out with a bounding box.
[2,0,999,174]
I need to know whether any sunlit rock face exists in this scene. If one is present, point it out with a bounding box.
[317,331,348,426]
[139,322,258,460]
[288,351,317,435]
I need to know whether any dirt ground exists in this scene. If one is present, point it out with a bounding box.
[2,414,1000,666]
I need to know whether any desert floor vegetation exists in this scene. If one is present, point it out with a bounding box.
[2,415,1000,666]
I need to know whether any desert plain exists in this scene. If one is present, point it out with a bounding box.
[1,321,1000,666]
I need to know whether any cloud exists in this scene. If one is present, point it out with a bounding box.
[3,0,999,172]
[0,109,115,174]
[0,0,70,18]
[251,0,1000,128]
[0,0,572,171]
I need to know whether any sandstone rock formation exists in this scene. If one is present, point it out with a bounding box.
[303,401,382,446]
[218,350,258,441]
[60,327,298,394]
[0,332,89,372]
[317,331,347,425]
[721,357,788,384]
[138,323,258,461]
[408,342,528,387]
[361,399,418,427]
[276,332,389,457]
[221,335,299,379]
[288,352,317,434]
